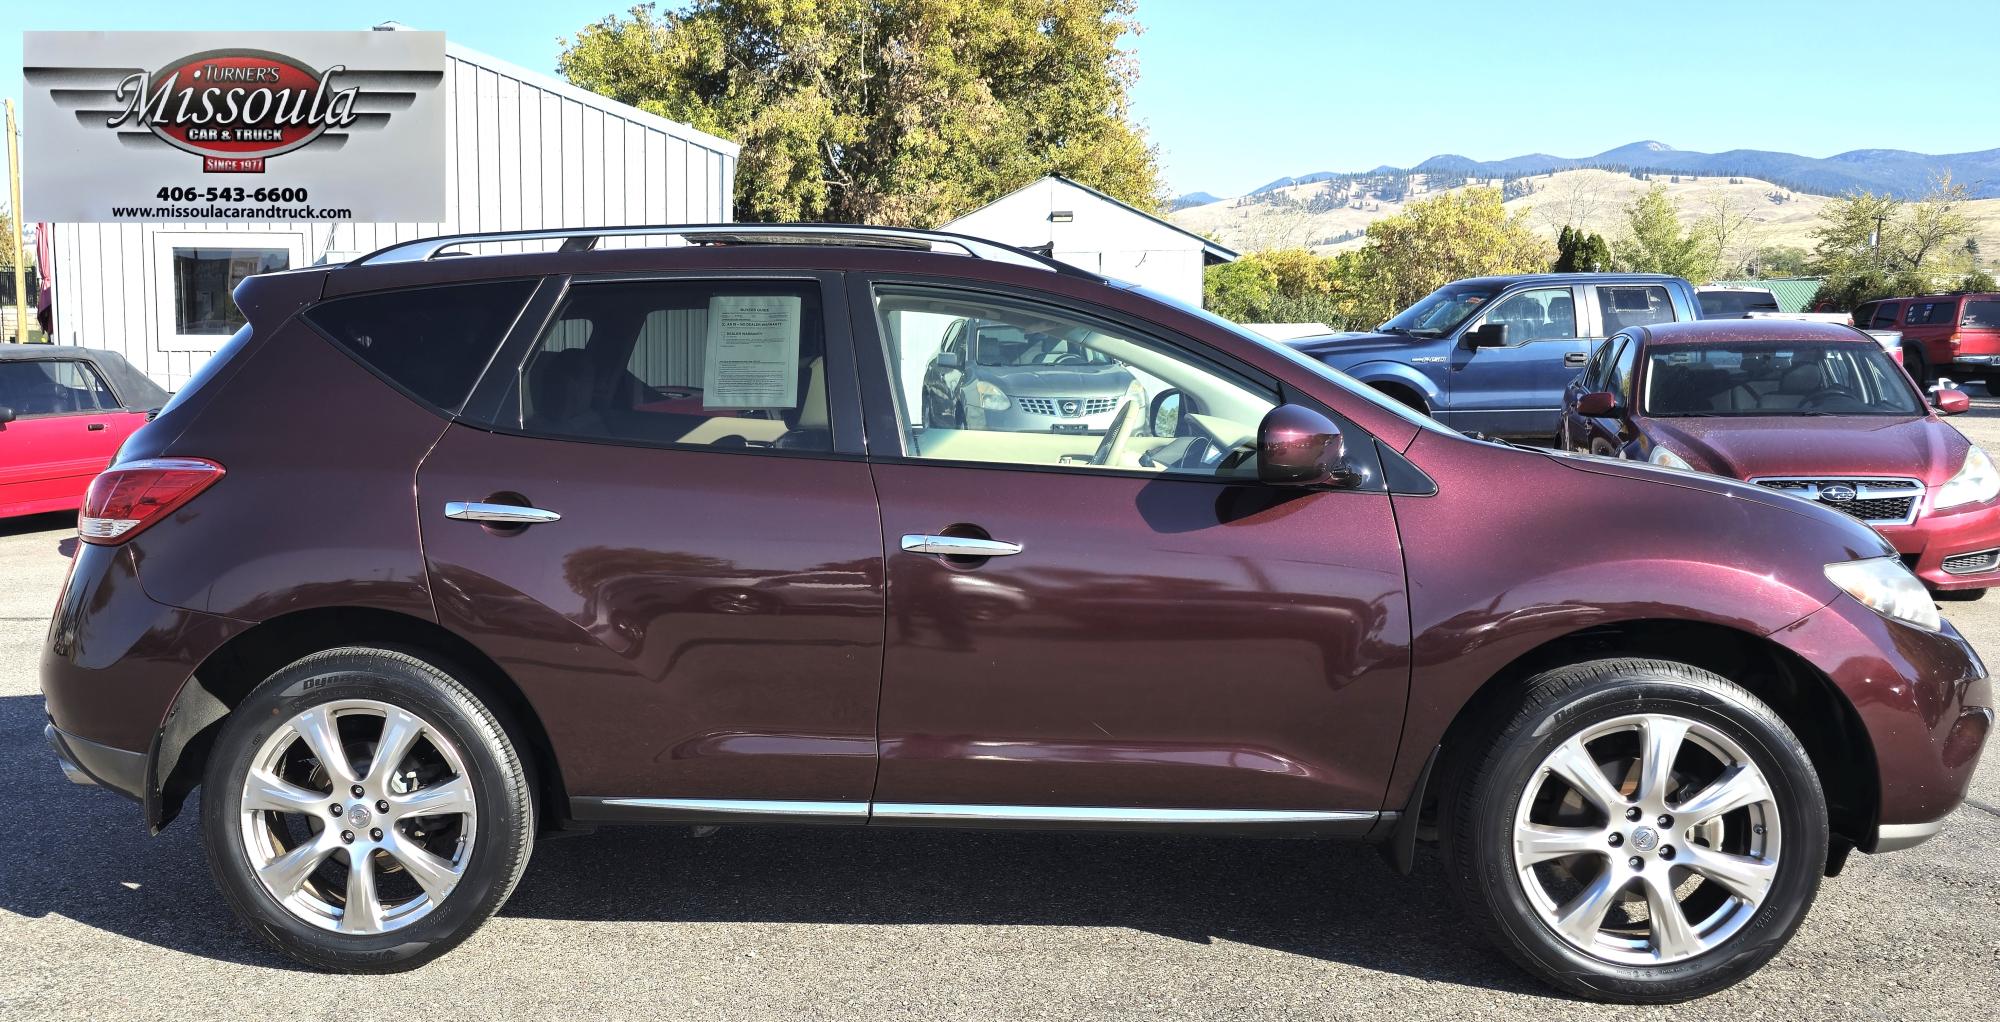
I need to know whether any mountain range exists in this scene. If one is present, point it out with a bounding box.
[1177,142,2000,206]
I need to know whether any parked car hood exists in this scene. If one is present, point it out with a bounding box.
[1643,414,1967,485]
[1286,331,1435,364]
[979,364,1133,394]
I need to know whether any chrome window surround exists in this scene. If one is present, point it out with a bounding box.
[1749,476,1925,526]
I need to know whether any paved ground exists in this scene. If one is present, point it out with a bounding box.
[5,408,2000,1021]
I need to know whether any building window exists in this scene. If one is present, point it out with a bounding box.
[171,247,290,336]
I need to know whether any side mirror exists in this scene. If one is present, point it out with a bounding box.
[1256,404,1353,488]
[0,406,14,425]
[1149,389,1184,437]
[1575,391,1622,418]
[1934,388,1971,415]
[1464,322,1509,348]
[935,351,962,370]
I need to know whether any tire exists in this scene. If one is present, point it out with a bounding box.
[202,647,534,972]
[1441,658,1828,1003]
[1903,344,1931,387]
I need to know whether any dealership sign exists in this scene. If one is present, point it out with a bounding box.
[24,31,446,222]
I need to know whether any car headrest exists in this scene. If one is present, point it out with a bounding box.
[1779,362,1823,394]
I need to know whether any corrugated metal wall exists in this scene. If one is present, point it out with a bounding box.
[46,43,738,390]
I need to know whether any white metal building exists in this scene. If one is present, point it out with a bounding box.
[942,174,1237,307]
[43,33,739,390]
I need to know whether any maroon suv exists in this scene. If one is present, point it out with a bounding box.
[40,226,1991,1002]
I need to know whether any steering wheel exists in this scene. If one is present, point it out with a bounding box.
[1088,398,1141,467]
[1798,386,1860,411]
[1053,353,1088,365]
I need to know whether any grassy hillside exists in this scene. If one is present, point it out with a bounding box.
[1172,168,2000,269]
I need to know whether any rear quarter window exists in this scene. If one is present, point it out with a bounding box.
[1962,300,2000,329]
[303,280,537,411]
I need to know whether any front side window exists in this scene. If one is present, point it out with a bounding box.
[873,287,1278,479]
[1963,300,2000,329]
[507,280,831,453]
[171,247,290,336]
[1598,285,1676,333]
[0,360,115,416]
[1643,342,1922,417]
[306,280,536,411]
[1869,303,1901,329]
[1610,335,1639,404]
[1477,287,1577,342]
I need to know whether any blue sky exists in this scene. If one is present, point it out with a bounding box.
[8,0,1996,199]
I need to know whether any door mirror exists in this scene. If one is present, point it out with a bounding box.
[0,406,13,425]
[935,350,962,370]
[1149,389,1184,437]
[1934,388,1971,415]
[1256,404,1353,488]
[1575,391,1622,418]
[1463,322,1509,348]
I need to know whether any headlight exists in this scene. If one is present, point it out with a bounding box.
[1649,445,1692,471]
[970,380,1011,411]
[1933,445,2000,510]
[1824,557,1941,632]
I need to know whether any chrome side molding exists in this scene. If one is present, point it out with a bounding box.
[871,803,1375,825]
[570,795,1377,832]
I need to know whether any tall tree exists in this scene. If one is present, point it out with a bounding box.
[1553,225,1610,273]
[1614,184,1716,281]
[1811,177,1981,311]
[560,1,1164,227]
[1350,188,1551,326]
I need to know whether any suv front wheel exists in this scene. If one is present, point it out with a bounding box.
[1443,658,1828,1002]
[201,647,534,971]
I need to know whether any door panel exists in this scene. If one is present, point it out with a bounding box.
[869,463,1410,813]
[418,425,885,803]
[1444,287,1587,438]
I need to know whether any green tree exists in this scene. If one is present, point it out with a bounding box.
[1613,184,1716,281]
[1811,178,1983,312]
[1552,225,1611,273]
[1747,245,1812,278]
[1202,248,1352,326]
[1347,187,1551,326]
[560,1,1164,227]
[0,206,17,270]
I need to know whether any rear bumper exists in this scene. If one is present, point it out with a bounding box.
[1769,596,1991,852]
[45,720,146,800]
[1878,502,2000,590]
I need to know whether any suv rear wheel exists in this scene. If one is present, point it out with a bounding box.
[1443,658,1827,1002]
[201,647,534,971]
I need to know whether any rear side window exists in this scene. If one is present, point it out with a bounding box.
[1598,285,1675,332]
[304,281,535,411]
[0,359,116,416]
[502,280,832,453]
[1906,299,1958,326]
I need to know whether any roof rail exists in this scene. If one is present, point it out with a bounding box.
[349,223,1101,279]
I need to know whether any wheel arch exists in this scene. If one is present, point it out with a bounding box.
[1405,618,1876,862]
[1339,361,1438,414]
[148,606,568,835]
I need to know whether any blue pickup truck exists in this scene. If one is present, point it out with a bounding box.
[1287,272,1701,440]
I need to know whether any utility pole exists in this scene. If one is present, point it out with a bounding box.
[5,100,24,344]
[1871,213,1890,268]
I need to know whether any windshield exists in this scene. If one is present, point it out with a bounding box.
[1379,283,1501,337]
[1643,342,1924,417]
[970,323,1115,367]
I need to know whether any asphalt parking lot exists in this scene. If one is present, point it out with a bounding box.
[4,412,1999,1021]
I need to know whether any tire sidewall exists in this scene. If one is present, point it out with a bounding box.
[1469,667,1827,999]
[202,650,530,970]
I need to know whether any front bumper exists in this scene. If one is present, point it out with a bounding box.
[1769,595,1992,852]
[1877,500,2000,591]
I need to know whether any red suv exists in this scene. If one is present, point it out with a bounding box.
[1854,292,2000,386]
[1559,319,2000,594]
[40,226,1991,1002]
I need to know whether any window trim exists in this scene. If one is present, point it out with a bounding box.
[150,230,305,352]
[456,270,866,460]
[847,272,1386,490]
[0,357,117,419]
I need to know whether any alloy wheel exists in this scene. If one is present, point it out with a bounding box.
[237,698,479,935]
[1511,712,1782,965]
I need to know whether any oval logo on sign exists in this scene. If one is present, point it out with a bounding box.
[1820,484,1858,503]
[106,49,360,162]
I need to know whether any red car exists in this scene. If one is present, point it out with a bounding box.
[1561,319,1999,592]
[0,345,165,519]
[1853,292,2000,386]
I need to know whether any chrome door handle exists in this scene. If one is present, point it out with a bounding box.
[900,534,1023,557]
[1563,352,1589,367]
[445,501,562,525]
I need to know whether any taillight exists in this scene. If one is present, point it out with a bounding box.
[79,457,226,545]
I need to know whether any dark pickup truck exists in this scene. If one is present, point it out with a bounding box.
[1287,272,1701,440]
